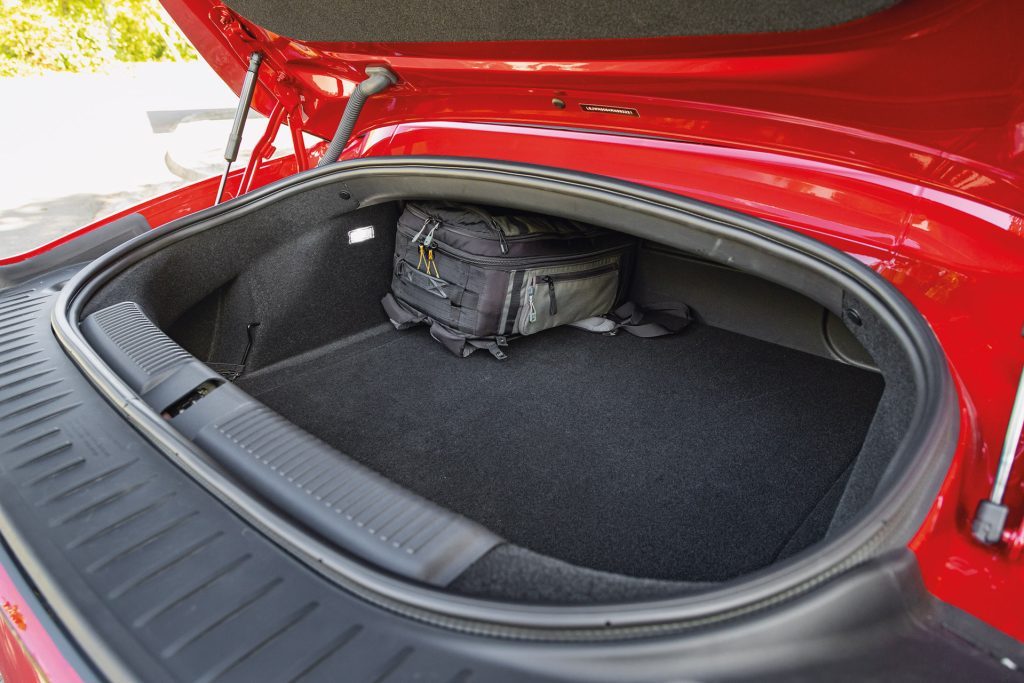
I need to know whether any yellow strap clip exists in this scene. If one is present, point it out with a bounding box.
[427,249,440,278]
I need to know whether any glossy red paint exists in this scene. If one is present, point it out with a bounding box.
[161,0,1024,216]
[0,560,83,682]
[10,0,1024,644]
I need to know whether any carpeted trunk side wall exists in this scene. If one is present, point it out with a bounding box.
[79,185,916,587]
[84,191,399,371]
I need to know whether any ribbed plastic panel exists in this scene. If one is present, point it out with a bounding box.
[198,403,499,584]
[0,279,541,683]
[219,407,444,551]
[81,300,499,585]
[88,302,191,377]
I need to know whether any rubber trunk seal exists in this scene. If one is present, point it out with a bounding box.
[52,157,957,640]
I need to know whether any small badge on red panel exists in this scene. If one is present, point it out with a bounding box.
[579,104,640,117]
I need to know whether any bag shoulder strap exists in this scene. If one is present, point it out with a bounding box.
[609,301,693,338]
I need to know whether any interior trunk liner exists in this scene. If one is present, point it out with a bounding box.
[238,322,885,583]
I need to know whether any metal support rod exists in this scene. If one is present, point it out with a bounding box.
[215,52,263,205]
[973,362,1024,544]
[991,366,1024,504]
[214,162,232,206]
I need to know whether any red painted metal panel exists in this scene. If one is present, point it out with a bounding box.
[0,561,82,683]
[8,0,1024,645]
[161,0,1024,215]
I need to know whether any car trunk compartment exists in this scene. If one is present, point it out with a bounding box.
[74,162,947,611]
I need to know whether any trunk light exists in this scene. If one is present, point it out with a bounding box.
[348,226,375,244]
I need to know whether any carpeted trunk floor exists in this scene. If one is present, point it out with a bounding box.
[238,323,885,582]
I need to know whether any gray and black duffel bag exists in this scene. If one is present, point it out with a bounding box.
[381,201,690,359]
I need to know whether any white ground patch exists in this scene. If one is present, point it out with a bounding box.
[0,62,299,258]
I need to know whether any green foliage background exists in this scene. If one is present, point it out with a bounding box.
[0,0,197,77]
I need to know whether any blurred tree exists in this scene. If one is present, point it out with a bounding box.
[0,0,197,77]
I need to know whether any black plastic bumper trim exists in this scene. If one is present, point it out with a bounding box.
[82,300,500,586]
[0,213,149,290]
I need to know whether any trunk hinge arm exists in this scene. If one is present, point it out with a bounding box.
[215,59,311,202]
[289,109,310,172]
[237,99,288,194]
[237,88,310,191]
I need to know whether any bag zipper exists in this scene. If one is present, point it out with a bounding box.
[398,223,626,269]
[540,276,556,314]
[406,205,611,248]
[407,205,510,254]
[528,266,614,321]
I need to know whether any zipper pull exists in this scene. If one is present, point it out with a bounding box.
[417,244,426,271]
[423,219,440,248]
[541,276,557,315]
[526,280,537,323]
[410,217,430,245]
[486,215,509,254]
[466,206,510,254]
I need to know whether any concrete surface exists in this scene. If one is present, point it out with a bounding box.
[0,62,296,259]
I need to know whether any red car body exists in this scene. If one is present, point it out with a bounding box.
[1,0,1022,676]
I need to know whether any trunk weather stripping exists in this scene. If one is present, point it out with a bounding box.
[53,157,957,641]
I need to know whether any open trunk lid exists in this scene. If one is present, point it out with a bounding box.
[157,0,1024,214]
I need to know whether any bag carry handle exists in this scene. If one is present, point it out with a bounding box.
[608,301,693,338]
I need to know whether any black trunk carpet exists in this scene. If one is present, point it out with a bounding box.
[237,323,885,582]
